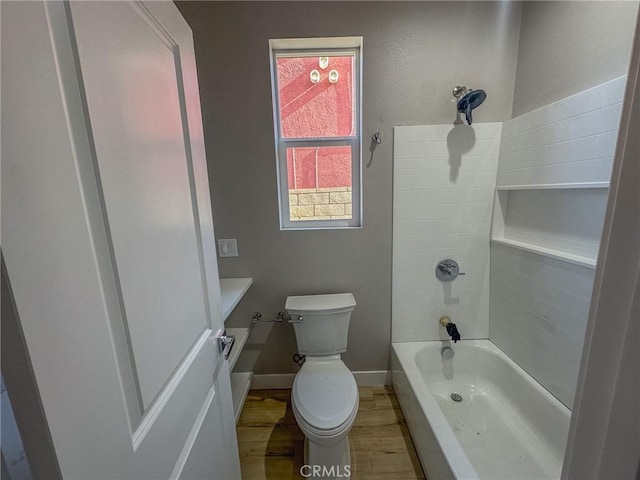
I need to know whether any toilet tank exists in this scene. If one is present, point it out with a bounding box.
[285,293,356,356]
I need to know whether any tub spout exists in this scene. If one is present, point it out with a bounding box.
[439,316,461,343]
[446,323,461,343]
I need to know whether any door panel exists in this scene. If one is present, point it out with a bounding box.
[174,362,239,480]
[69,0,210,409]
[1,1,240,478]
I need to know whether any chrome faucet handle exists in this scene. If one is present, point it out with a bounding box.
[437,263,452,273]
[438,262,462,274]
[435,259,465,281]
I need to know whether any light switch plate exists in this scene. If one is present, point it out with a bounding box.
[217,239,238,257]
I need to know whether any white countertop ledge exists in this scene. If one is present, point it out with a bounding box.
[220,278,253,321]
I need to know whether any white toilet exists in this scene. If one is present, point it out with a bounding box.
[285,293,359,479]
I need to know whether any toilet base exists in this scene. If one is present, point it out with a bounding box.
[303,435,352,479]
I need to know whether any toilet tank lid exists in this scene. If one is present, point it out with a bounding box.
[285,293,356,314]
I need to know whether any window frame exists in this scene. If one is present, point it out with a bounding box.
[269,37,363,230]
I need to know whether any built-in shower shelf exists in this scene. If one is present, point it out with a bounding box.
[495,181,609,191]
[490,238,597,268]
[491,185,607,269]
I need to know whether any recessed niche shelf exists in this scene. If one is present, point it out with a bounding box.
[490,238,597,268]
[491,184,609,269]
[495,181,609,191]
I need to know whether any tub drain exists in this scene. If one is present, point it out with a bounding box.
[450,393,463,402]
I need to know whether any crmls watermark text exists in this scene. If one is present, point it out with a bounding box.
[300,464,351,478]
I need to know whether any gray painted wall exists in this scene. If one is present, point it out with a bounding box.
[176,1,522,374]
[512,1,638,117]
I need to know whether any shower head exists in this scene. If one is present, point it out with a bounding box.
[457,89,486,125]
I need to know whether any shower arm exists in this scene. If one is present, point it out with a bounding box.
[452,86,470,100]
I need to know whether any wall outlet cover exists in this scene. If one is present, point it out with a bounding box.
[217,239,238,257]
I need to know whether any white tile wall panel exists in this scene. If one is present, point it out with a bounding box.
[491,277,589,338]
[395,284,491,336]
[394,187,496,207]
[405,171,500,190]
[602,75,627,106]
[490,291,582,408]
[489,241,595,298]
[399,218,491,236]
[392,122,501,343]
[395,245,489,266]
[497,76,625,187]
[572,103,623,138]
[395,154,499,175]
[544,132,617,167]
[490,241,596,408]
[467,122,505,139]
[400,203,493,222]
[393,284,489,307]
[496,157,614,188]
[400,232,492,250]
[550,84,604,123]
[394,123,502,143]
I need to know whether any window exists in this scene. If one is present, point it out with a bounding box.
[269,37,362,229]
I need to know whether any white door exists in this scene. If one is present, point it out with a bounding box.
[2,1,241,478]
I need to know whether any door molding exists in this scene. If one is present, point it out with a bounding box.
[131,329,217,450]
[1,257,62,479]
[2,1,240,476]
[562,11,640,479]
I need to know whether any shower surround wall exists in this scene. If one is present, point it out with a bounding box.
[490,76,626,408]
[392,77,625,409]
[392,77,625,408]
[392,123,502,342]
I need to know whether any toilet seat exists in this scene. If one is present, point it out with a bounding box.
[292,359,359,434]
[293,397,358,441]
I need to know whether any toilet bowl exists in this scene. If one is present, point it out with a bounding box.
[292,356,359,441]
[285,294,358,479]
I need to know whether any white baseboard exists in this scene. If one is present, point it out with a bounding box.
[250,370,391,390]
[353,370,391,386]
[250,373,295,390]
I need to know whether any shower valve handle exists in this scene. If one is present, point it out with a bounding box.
[436,259,465,281]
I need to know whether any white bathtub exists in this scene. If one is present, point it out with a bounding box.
[391,340,570,480]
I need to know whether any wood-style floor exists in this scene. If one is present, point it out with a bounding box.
[236,386,426,479]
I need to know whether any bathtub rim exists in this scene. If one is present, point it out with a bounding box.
[392,338,571,480]
[392,341,478,479]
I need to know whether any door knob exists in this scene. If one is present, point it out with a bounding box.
[216,331,236,360]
